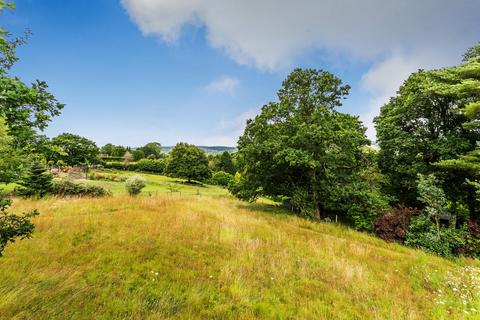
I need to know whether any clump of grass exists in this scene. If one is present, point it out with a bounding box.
[1,195,479,319]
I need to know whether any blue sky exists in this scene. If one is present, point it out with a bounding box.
[3,0,479,147]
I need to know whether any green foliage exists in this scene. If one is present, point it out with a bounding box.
[17,160,53,198]
[404,175,467,257]
[89,171,127,182]
[100,143,114,156]
[417,174,447,234]
[136,158,165,173]
[103,161,137,171]
[375,49,480,210]
[234,68,379,223]
[52,179,111,197]
[0,190,38,256]
[140,142,162,159]
[111,145,126,157]
[209,151,236,174]
[209,171,234,187]
[51,133,99,166]
[374,76,474,206]
[125,175,147,195]
[405,214,466,258]
[132,149,145,161]
[166,143,211,182]
[0,117,25,183]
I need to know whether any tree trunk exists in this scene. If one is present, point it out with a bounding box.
[315,203,321,220]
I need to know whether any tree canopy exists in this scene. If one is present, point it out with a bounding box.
[50,133,99,166]
[232,68,387,227]
[166,143,210,182]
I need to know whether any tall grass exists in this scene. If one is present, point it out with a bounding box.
[1,195,479,319]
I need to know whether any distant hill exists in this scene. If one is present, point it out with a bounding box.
[162,146,237,154]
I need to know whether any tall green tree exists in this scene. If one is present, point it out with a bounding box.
[374,63,479,207]
[50,133,99,166]
[166,143,210,182]
[100,143,114,156]
[0,1,62,256]
[111,145,126,157]
[232,69,387,225]
[218,151,236,174]
[141,142,162,159]
[429,44,480,216]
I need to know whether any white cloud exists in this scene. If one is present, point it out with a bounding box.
[122,0,479,70]
[122,0,480,139]
[203,76,239,95]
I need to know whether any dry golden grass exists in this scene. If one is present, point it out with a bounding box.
[1,195,479,319]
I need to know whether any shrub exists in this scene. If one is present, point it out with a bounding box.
[17,160,53,198]
[405,214,466,257]
[374,207,418,243]
[52,179,111,197]
[0,191,39,256]
[456,219,480,257]
[136,159,165,173]
[104,161,138,171]
[89,172,127,182]
[125,175,147,195]
[209,171,234,187]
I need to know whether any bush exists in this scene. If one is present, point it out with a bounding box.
[103,161,138,171]
[456,219,480,257]
[374,207,418,243]
[405,214,466,257]
[0,191,39,256]
[17,160,53,198]
[52,179,112,197]
[136,159,165,173]
[125,175,147,195]
[89,171,127,182]
[209,171,234,187]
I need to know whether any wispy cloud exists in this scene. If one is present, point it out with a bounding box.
[203,76,239,95]
[201,109,258,146]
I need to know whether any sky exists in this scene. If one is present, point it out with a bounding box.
[2,0,479,147]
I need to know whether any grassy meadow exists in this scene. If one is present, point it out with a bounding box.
[1,187,480,319]
[86,170,230,197]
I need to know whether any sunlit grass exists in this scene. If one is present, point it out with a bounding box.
[86,169,230,197]
[1,194,479,319]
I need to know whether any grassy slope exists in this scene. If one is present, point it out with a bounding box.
[1,195,480,319]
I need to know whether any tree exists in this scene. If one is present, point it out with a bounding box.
[132,148,145,161]
[51,133,99,166]
[375,45,480,215]
[218,151,236,174]
[374,70,478,207]
[141,142,162,159]
[232,68,385,225]
[0,117,24,183]
[0,1,60,256]
[111,145,126,157]
[429,46,480,216]
[166,143,211,182]
[100,143,114,156]
[0,191,38,256]
[17,160,53,198]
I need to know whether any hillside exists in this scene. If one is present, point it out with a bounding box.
[1,194,479,319]
[161,146,237,154]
